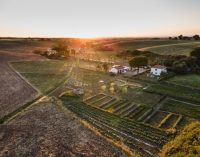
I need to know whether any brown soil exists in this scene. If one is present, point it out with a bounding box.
[0,50,44,119]
[0,97,123,157]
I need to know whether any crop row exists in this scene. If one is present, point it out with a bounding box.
[145,110,182,130]
[61,97,170,156]
[84,94,184,131]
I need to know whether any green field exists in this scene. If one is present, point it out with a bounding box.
[141,42,200,56]
[161,99,200,119]
[121,87,163,107]
[0,39,54,53]
[102,39,200,56]
[110,40,192,51]
[167,74,200,89]
[12,60,69,93]
[144,83,200,103]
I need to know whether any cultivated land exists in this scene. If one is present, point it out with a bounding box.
[0,39,54,53]
[0,50,44,119]
[12,60,70,94]
[1,38,200,157]
[140,41,200,56]
[0,97,123,157]
[167,74,200,89]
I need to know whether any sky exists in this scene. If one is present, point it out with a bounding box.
[0,0,200,38]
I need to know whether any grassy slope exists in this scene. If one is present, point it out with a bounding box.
[111,40,192,50]
[167,74,200,89]
[145,84,200,103]
[103,39,200,56]
[161,99,200,119]
[121,87,163,107]
[160,122,200,157]
[141,42,200,56]
[0,39,54,53]
[12,60,69,93]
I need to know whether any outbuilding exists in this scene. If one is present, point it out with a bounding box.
[109,64,130,75]
[150,65,167,76]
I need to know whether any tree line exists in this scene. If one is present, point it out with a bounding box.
[169,34,200,40]
[124,48,200,75]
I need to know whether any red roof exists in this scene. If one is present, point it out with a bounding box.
[152,65,166,69]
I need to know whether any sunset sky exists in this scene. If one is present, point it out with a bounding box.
[0,0,200,38]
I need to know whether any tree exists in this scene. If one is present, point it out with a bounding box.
[190,47,200,59]
[174,37,178,40]
[193,34,200,40]
[131,50,141,56]
[129,56,148,74]
[172,60,188,74]
[178,34,183,40]
[102,63,109,72]
[96,64,101,71]
[52,40,69,58]
[71,49,76,57]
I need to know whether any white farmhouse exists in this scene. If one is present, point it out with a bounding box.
[109,64,130,75]
[150,65,167,76]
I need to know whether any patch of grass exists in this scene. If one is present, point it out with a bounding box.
[12,60,69,93]
[160,122,200,157]
[121,87,163,107]
[147,111,168,127]
[167,74,200,89]
[142,41,200,56]
[145,84,200,103]
[113,40,192,51]
[161,99,200,120]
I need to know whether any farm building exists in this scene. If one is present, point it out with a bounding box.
[150,65,167,76]
[109,64,130,74]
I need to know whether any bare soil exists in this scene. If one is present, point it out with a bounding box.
[0,97,123,157]
[0,51,44,119]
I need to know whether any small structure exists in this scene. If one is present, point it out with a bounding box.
[47,48,57,56]
[150,65,167,76]
[109,64,130,75]
[65,84,84,95]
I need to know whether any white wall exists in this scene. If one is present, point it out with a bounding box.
[151,68,166,76]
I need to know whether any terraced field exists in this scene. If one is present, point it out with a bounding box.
[62,96,170,157]
[160,98,200,119]
[84,94,184,131]
[145,111,182,130]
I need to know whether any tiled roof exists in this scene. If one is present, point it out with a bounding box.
[152,65,166,69]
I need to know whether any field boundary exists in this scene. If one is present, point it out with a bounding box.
[8,62,41,95]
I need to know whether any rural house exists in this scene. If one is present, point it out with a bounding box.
[150,65,167,76]
[109,64,130,74]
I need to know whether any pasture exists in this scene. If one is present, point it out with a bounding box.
[144,83,200,103]
[140,41,200,56]
[107,39,192,51]
[95,39,200,57]
[160,98,200,119]
[0,39,54,53]
[11,60,70,94]
[167,74,200,89]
